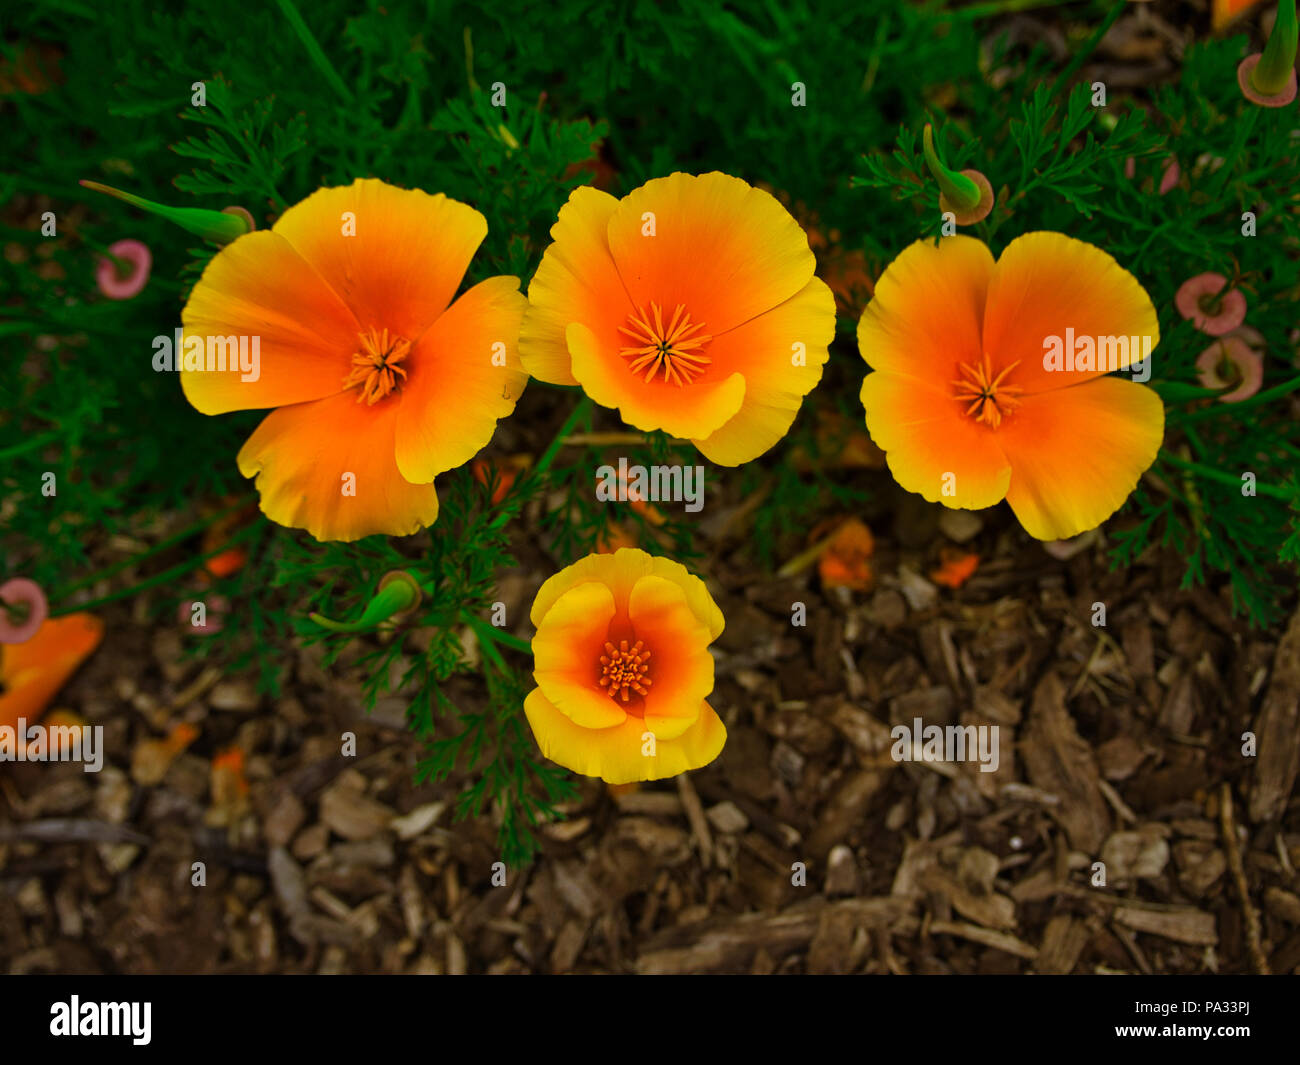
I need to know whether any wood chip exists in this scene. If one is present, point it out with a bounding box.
[1020,672,1110,852]
[1035,915,1089,974]
[1249,607,1300,822]
[1113,906,1217,946]
[929,919,1037,960]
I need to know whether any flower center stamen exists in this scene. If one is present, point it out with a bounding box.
[344,327,411,405]
[618,303,712,386]
[598,639,653,702]
[953,355,1023,428]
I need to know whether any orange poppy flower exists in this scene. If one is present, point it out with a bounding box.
[181,178,527,542]
[857,233,1163,542]
[0,613,103,736]
[524,548,726,784]
[518,172,836,465]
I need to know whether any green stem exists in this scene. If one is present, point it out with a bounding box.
[50,494,257,602]
[1051,1,1126,97]
[479,623,532,655]
[1159,451,1290,501]
[0,429,63,462]
[945,0,1066,18]
[48,524,261,617]
[502,395,594,508]
[534,396,594,481]
[275,0,353,105]
[465,615,509,674]
[1177,373,1300,424]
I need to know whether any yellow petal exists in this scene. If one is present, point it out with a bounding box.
[181,230,358,415]
[860,370,1011,510]
[525,689,727,785]
[1000,377,1165,541]
[236,391,439,542]
[271,178,486,341]
[627,575,714,742]
[530,547,724,642]
[518,186,626,387]
[605,172,816,335]
[567,322,746,439]
[394,275,528,484]
[983,232,1160,395]
[693,276,836,465]
[531,581,627,729]
[857,235,994,382]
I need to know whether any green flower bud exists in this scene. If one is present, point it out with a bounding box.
[80,180,253,243]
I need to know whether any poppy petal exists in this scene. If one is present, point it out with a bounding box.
[181,231,358,414]
[524,689,726,785]
[236,390,439,542]
[532,580,627,730]
[394,276,528,484]
[627,575,713,741]
[531,548,724,642]
[983,232,1159,394]
[567,322,747,439]
[692,276,836,466]
[999,377,1165,540]
[0,613,103,730]
[271,178,486,341]
[860,371,1011,509]
[857,235,993,382]
[605,172,816,336]
[518,186,628,387]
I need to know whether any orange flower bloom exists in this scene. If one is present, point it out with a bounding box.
[524,548,726,784]
[0,613,103,737]
[181,179,527,542]
[857,233,1164,541]
[519,172,836,465]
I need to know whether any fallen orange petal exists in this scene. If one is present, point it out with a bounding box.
[0,613,103,734]
[930,548,980,589]
[211,746,249,798]
[817,518,876,591]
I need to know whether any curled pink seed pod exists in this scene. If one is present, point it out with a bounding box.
[95,238,151,299]
[0,578,49,644]
[1175,273,1247,337]
[1196,338,1264,403]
